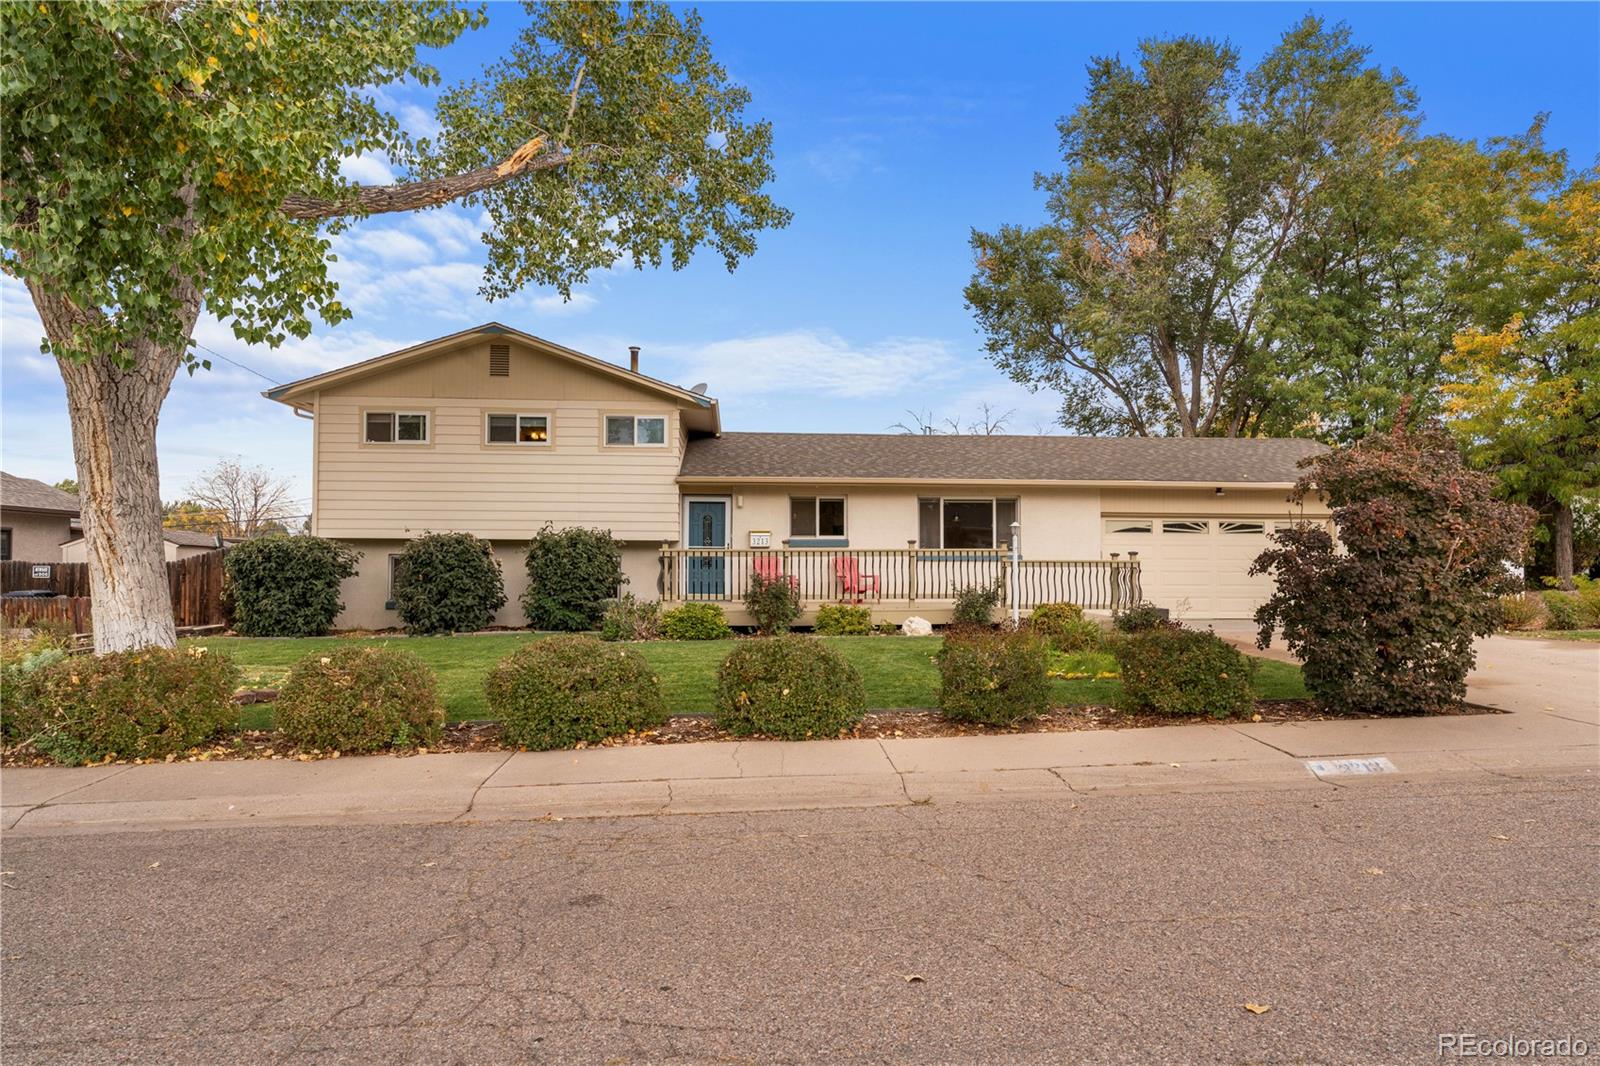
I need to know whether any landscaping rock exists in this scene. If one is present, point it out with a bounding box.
[902,616,932,637]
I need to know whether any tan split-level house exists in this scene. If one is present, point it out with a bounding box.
[266,323,1329,629]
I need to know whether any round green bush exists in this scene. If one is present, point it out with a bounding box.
[813,603,871,635]
[1111,627,1256,718]
[11,646,242,765]
[274,646,444,752]
[486,635,666,750]
[223,534,360,637]
[661,602,733,640]
[936,627,1049,726]
[1112,602,1176,633]
[393,532,507,635]
[1026,601,1101,652]
[714,635,866,739]
[522,525,625,631]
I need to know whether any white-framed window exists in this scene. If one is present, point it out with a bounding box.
[917,497,1019,549]
[364,411,429,444]
[789,497,846,538]
[486,412,550,445]
[1219,520,1266,535]
[604,414,667,446]
[1104,518,1152,535]
[1162,519,1209,534]
[387,553,402,605]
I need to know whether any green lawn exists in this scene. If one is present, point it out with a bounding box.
[1505,629,1600,642]
[192,632,1307,725]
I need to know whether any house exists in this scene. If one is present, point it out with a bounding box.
[59,528,235,564]
[265,323,1330,628]
[0,471,81,562]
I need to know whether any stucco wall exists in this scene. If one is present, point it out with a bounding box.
[331,539,661,631]
[1,509,77,563]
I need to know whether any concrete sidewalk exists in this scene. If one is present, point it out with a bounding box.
[4,698,1593,835]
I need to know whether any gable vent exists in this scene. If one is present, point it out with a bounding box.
[489,344,510,377]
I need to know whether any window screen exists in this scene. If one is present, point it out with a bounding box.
[918,498,940,548]
[995,498,1018,545]
[789,497,816,537]
[487,414,517,443]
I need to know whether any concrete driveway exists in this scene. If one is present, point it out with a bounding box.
[1203,619,1600,724]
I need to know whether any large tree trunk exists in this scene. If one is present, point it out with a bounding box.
[30,283,196,653]
[1552,499,1575,590]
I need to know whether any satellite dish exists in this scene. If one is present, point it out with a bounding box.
[690,383,709,395]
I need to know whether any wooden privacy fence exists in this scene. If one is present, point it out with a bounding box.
[658,547,1141,612]
[0,550,229,633]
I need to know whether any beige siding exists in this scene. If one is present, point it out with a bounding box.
[1099,486,1326,519]
[311,340,694,541]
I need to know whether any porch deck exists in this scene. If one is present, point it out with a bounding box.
[657,547,1140,626]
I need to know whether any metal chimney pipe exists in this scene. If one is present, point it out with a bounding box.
[628,345,641,373]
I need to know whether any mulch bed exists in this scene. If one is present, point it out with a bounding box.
[0,698,1503,768]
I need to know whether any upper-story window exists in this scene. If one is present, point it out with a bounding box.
[364,411,429,444]
[605,415,667,446]
[486,413,550,445]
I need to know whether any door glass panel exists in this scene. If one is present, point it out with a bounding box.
[1219,520,1265,535]
[1162,519,1208,534]
[700,513,715,546]
[1105,519,1151,534]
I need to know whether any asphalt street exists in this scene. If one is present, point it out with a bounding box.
[3,772,1596,1064]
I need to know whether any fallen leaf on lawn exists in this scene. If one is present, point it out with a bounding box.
[903,974,926,984]
[1491,834,1510,841]
[1243,1003,1271,1014]
[1251,713,1262,722]
[1365,868,1384,876]
[421,862,437,868]
[147,861,161,869]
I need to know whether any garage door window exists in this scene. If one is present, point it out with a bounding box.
[1162,520,1209,534]
[1219,521,1265,535]
[1105,519,1151,535]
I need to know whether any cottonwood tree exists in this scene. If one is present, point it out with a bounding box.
[2,2,787,652]
[183,458,297,538]
[1442,136,1599,587]
[966,17,1424,437]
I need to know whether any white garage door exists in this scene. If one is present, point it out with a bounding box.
[1102,517,1284,619]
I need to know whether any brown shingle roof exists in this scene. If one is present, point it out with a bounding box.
[1,471,81,514]
[679,433,1325,485]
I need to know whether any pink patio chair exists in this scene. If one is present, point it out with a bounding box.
[833,556,880,604]
[752,555,800,595]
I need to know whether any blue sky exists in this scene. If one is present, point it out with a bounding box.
[3,2,1596,517]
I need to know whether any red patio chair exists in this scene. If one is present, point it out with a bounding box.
[833,556,880,604]
[752,555,800,595]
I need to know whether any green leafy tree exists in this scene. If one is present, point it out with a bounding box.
[1442,135,1600,588]
[2,2,787,652]
[966,17,1427,437]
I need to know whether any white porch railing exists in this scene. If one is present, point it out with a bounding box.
[658,546,1140,612]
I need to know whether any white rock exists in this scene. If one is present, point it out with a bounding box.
[901,616,933,637]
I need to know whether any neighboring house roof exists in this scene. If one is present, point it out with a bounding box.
[679,433,1326,486]
[262,322,719,431]
[1,471,81,514]
[162,529,230,548]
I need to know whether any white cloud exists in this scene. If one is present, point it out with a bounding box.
[339,152,395,185]
[407,210,483,259]
[0,278,55,380]
[804,136,880,185]
[662,330,960,401]
[333,226,435,266]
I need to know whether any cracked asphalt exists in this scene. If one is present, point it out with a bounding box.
[3,772,1596,1064]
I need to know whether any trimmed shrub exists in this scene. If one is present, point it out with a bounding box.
[522,525,625,631]
[223,534,360,637]
[1540,578,1600,630]
[393,532,507,635]
[1027,601,1101,652]
[661,602,733,640]
[744,572,802,635]
[1112,627,1256,719]
[0,637,69,743]
[1253,422,1535,714]
[599,594,662,642]
[7,646,241,765]
[814,603,871,635]
[937,626,1050,726]
[486,635,666,750]
[1112,602,1175,633]
[714,635,866,739]
[274,646,443,752]
[1497,592,1547,631]
[951,580,1003,626]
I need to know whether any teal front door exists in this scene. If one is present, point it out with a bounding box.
[686,500,727,597]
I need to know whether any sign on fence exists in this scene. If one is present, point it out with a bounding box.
[29,564,51,579]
